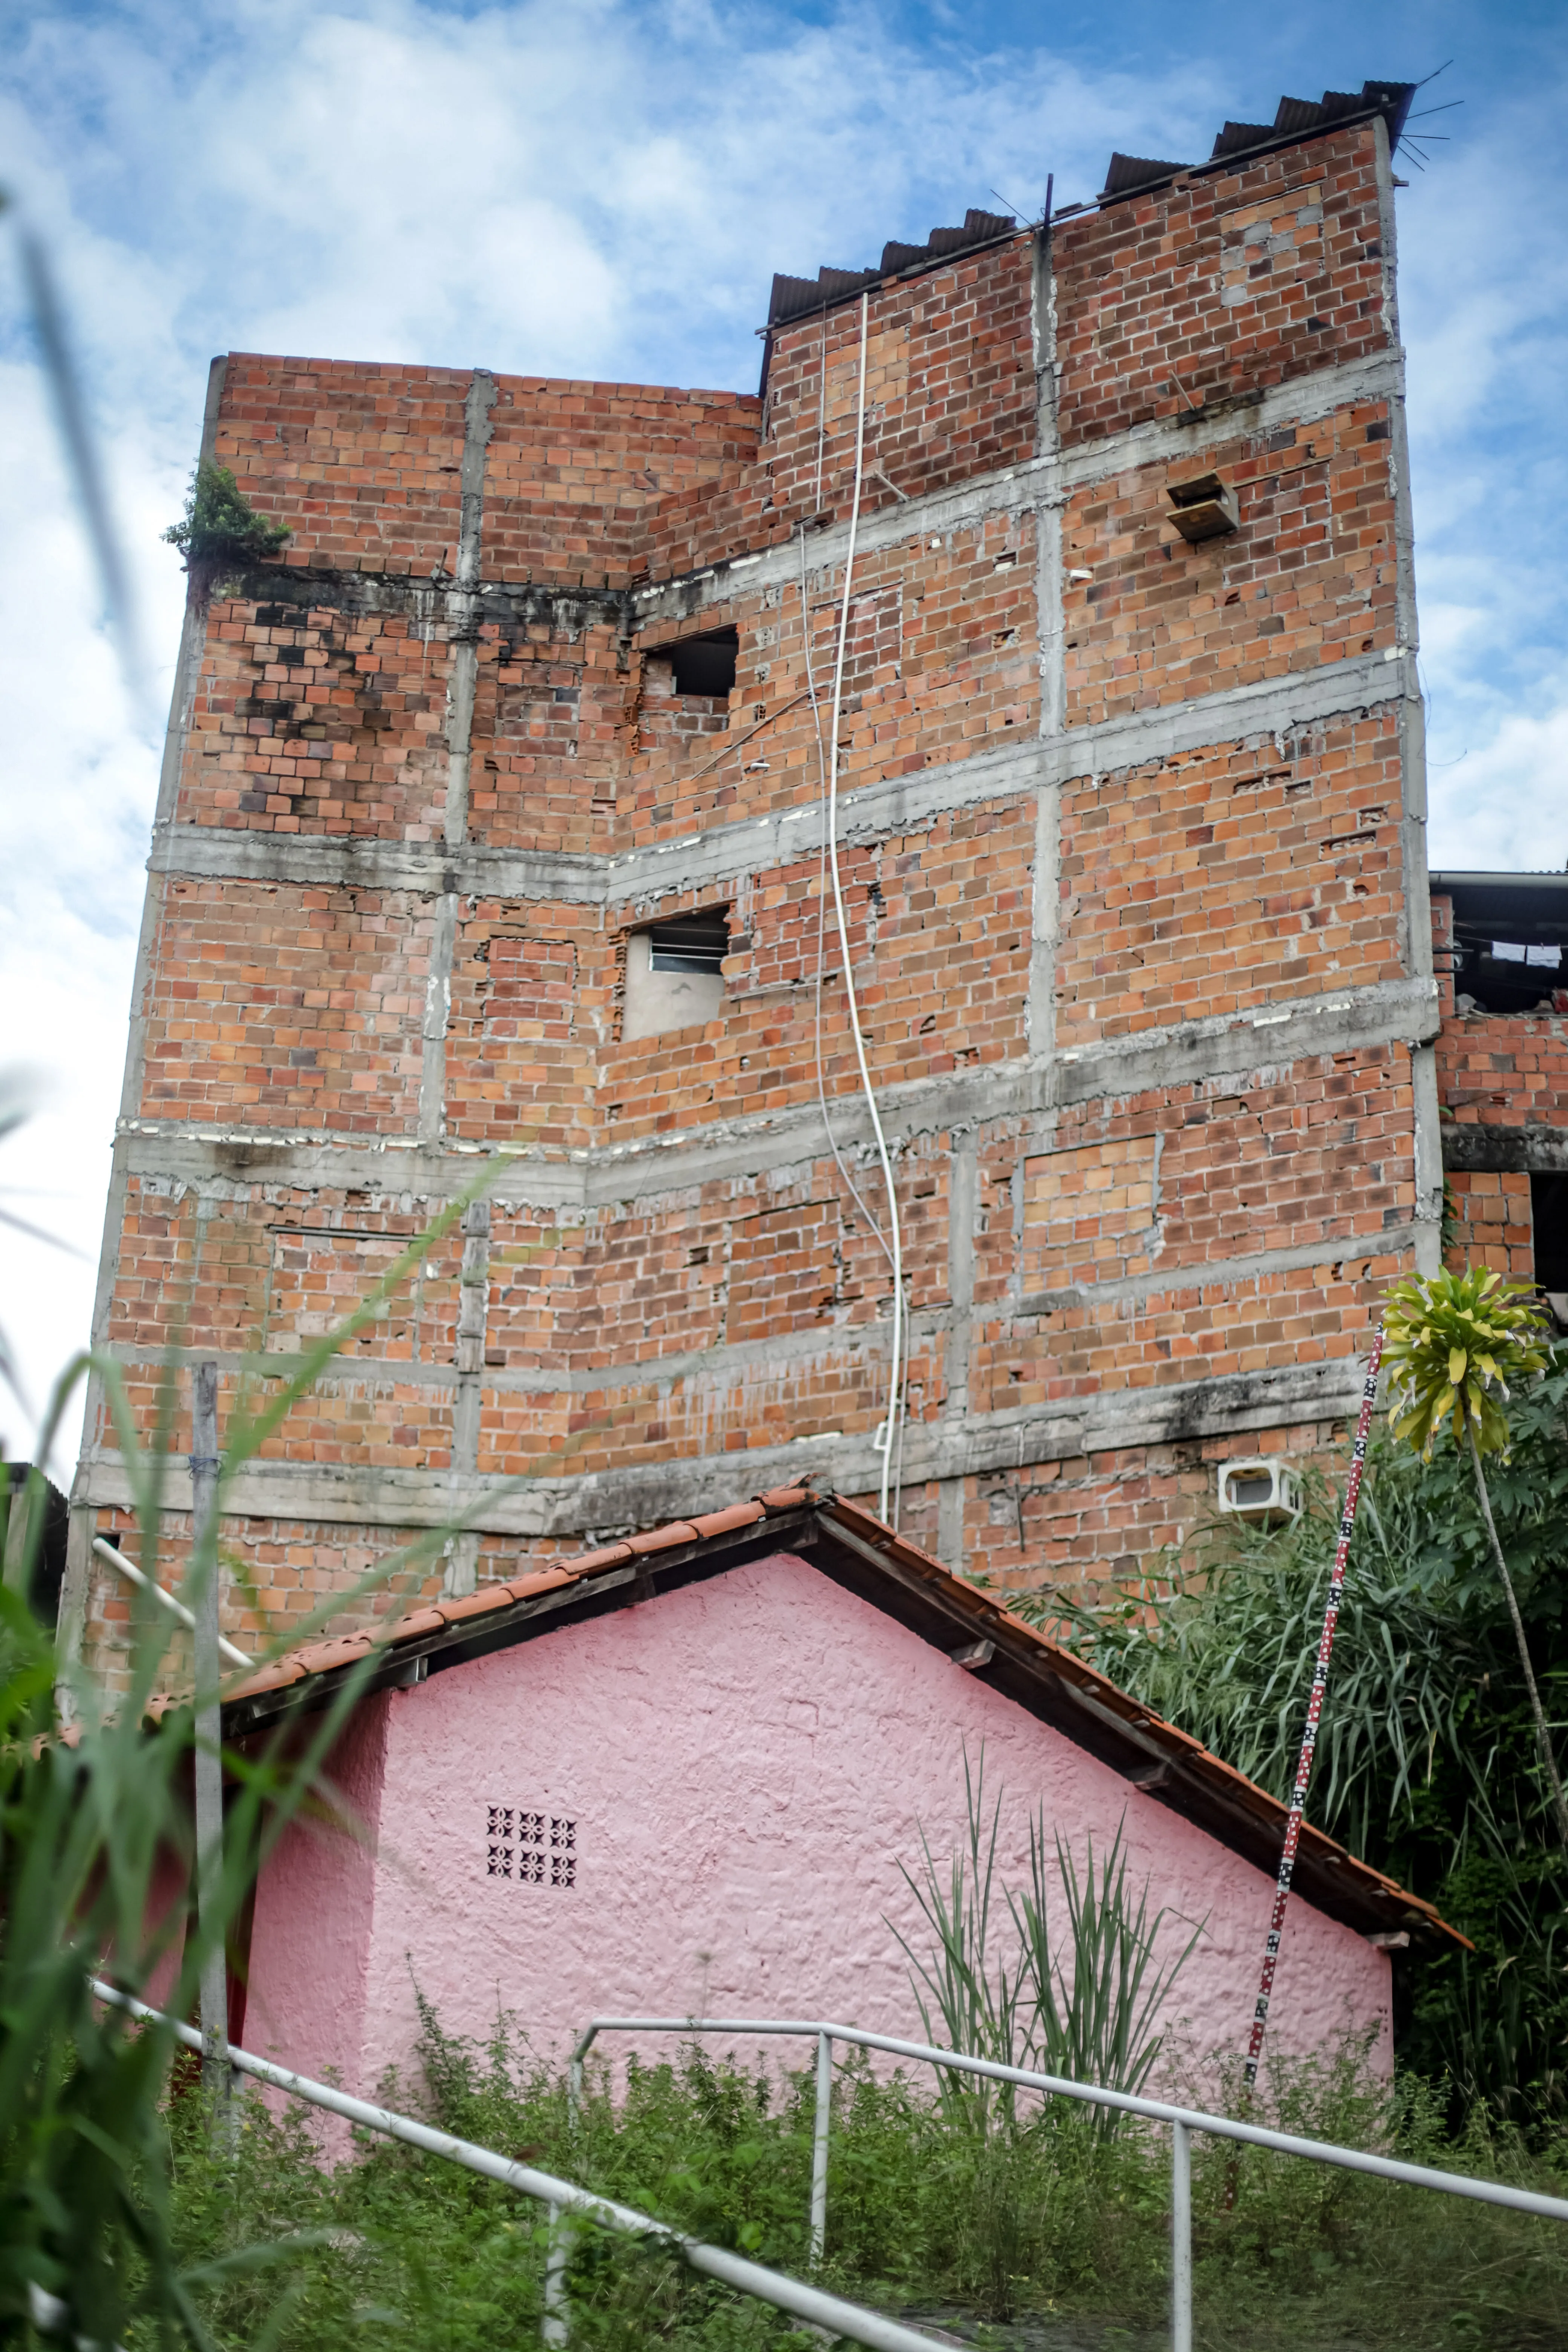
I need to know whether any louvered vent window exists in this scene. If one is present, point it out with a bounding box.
[648,910,730,975]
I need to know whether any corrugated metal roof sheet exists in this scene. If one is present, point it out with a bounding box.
[764,79,1414,334]
[767,207,1017,327]
[1102,79,1416,203]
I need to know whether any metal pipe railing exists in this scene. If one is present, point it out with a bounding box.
[570,2013,1568,2351]
[93,1536,253,1669]
[89,1981,942,2352]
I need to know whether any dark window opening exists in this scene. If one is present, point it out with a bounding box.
[5,1466,67,1633]
[1454,931,1565,1015]
[661,629,738,700]
[1531,1173,1568,1303]
[648,909,730,975]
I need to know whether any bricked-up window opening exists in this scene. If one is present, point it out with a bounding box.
[485,1805,576,1886]
[1531,1176,1568,1320]
[661,629,738,700]
[622,908,730,1042]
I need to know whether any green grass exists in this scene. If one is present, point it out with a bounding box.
[143,2003,1568,2352]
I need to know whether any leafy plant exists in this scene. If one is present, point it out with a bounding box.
[1384,1266,1568,1855]
[1020,1381,1568,2125]
[162,459,291,570]
[891,1747,1197,2146]
[0,1180,488,2344]
[144,1996,1568,2350]
[890,1747,1029,2138]
[1010,1816,1203,2128]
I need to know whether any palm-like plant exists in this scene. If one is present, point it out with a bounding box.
[1382,1266,1568,1855]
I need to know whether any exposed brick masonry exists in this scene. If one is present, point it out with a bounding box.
[74,112,1446,1690]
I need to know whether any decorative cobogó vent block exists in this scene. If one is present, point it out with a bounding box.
[485,1804,577,1885]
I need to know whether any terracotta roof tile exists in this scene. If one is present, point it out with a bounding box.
[389,1607,447,1640]
[435,1586,515,1625]
[756,1485,812,1510]
[553,1541,634,1574]
[286,1634,373,1676]
[626,1521,701,1556]
[225,1657,307,1703]
[499,1569,579,1601]
[691,1502,766,1537]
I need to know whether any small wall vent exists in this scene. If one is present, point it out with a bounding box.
[486,1805,577,1886]
[1216,1458,1302,1524]
[1167,472,1239,542]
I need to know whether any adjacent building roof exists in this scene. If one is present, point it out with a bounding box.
[222,1485,1463,1952]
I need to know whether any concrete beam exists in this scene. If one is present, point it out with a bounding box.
[149,646,1407,913]
[111,971,1441,1208]
[74,1350,1365,1538]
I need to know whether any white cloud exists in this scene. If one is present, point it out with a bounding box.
[1426,696,1568,876]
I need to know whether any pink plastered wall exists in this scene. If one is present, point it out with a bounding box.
[244,1551,1390,2098]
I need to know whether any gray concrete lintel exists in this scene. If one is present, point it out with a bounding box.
[111,972,1441,1209]
[146,648,1407,913]
[74,1350,1364,1537]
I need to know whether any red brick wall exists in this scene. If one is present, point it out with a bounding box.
[1052,129,1389,444]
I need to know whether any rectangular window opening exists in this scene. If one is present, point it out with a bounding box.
[1453,926,1566,1014]
[1531,1173,1568,1306]
[654,628,738,700]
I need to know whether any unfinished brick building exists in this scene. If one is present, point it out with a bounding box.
[67,76,1462,1675]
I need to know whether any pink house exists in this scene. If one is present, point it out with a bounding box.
[225,1488,1456,2098]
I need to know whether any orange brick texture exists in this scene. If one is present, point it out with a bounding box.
[78,113,1442,1684]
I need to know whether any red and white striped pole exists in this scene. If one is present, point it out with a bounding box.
[1242,1323,1386,2088]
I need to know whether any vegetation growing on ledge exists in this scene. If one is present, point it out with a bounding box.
[162,459,290,568]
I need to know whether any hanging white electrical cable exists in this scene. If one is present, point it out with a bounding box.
[802,524,894,1270]
[812,292,906,1524]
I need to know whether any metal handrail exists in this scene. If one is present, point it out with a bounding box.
[89,1981,944,2352]
[571,2013,1568,2352]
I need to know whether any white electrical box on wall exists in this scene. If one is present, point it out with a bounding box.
[1216,1458,1303,1525]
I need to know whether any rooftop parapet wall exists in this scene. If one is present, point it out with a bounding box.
[208,119,1395,608]
[1053,124,1395,447]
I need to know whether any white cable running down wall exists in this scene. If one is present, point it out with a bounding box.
[814,293,906,1523]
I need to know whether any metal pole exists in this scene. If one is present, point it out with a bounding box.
[93,1536,253,1666]
[190,1361,228,2101]
[1171,2119,1192,2352]
[810,2031,832,2266]
[542,2200,569,2347]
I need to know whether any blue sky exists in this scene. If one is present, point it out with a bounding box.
[2,0,1565,1455]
